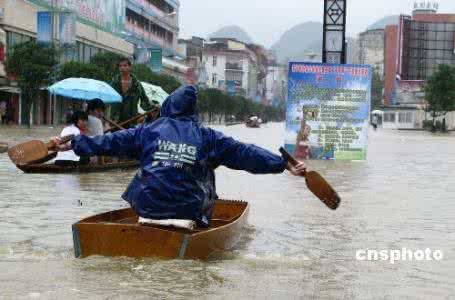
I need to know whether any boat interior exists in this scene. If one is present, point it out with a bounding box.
[78,200,248,234]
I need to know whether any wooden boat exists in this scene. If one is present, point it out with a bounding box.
[72,199,249,260]
[17,160,139,174]
[225,121,243,127]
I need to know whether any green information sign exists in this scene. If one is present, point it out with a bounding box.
[150,48,163,73]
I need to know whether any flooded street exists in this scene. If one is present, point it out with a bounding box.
[0,123,454,299]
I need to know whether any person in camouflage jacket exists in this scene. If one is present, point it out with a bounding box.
[111,58,153,123]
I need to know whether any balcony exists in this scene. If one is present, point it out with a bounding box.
[225,62,243,71]
[126,0,179,31]
[125,21,174,50]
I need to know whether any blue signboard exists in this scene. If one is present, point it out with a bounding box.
[226,80,241,95]
[285,62,372,160]
[59,12,76,46]
[37,11,52,44]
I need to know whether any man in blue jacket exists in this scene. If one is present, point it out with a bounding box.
[53,86,306,227]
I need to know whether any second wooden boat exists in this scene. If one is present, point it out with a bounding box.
[72,199,249,260]
[245,121,261,128]
[17,160,139,174]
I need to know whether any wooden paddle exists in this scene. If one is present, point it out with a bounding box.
[279,147,341,210]
[102,116,125,131]
[8,135,74,166]
[103,107,160,134]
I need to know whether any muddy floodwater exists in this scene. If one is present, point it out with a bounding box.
[0,123,454,299]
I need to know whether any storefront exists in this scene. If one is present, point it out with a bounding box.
[382,106,426,129]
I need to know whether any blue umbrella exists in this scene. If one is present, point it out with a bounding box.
[48,78,122,103]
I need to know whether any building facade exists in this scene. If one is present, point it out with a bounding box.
[0,0,134,125]
[203,38,259,100]
[265,64,287,107]
[124,0,179,54]
[178,36,206,84]
[358,29,385,77]
[382,2,455,129]
[123,0,187,80]
[356,16,399,75]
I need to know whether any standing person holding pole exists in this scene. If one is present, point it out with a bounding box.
[110,58,154,125]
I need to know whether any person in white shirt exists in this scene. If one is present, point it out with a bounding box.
[86,99,106,165]
[86,99,105,137]
[55,111,89,167]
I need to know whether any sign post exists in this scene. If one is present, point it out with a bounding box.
[285,62,372,161]
[323,0,347,64]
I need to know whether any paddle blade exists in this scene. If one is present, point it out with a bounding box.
[8,141,49,166]
[305,171,341,210]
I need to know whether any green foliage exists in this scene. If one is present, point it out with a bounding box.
[5,41,58,126]
[424,64,455,130]
[197,88,284,123]
[90,52,124,80]
[371,71,384,110]
[59,61,107,81]
[132,64,181,94]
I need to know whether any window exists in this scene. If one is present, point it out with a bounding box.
[84,45,91,63]
[91,47,99,58]
[384,113,396,123]
[213,56,217,67]
[399,112,408,123]
[212,73,217,86]
[6,31,34,53]
[406,112,413,123]
[78,42,84,62]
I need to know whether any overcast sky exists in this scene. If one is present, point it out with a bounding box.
[179,0,455,47]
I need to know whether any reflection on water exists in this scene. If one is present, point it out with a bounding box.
[0,124,454,299]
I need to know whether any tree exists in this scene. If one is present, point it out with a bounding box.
[90,52,124,81]
[5,41,58,127]
[199,88,223,123]
[371,71,384,110]
[132,64,181,94]
[424,64,455,131]
[59,61,107,81]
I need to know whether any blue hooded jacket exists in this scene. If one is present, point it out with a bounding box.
[72,86,287,227]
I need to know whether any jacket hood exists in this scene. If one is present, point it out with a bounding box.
[160,85,198,120]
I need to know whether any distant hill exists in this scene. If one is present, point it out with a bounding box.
[208,25,253,44]
[367,15,400,31]
[270,22,323,62]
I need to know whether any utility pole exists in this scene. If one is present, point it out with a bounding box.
[50,0,59,126]
[322,0,347,64]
